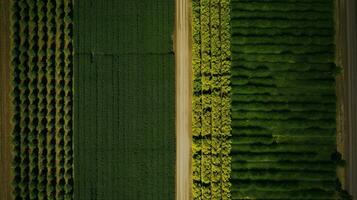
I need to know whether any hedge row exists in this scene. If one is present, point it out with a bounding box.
[10,1,73,199]
[230,0,351,199]
[191,0,232,199]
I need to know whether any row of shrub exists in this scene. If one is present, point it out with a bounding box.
[230,0,351,199]
[10,1,73,199]
[191,0,232,199]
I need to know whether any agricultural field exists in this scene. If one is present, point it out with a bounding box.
[0,0,354,199]
[73,0,175,199]
[6,0,176,199]
[229,0,350,199]
[9,0,73,199]
[191,0,232,199]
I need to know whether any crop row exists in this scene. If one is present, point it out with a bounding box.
[230,0,351,199]
[10,1,73,199]
[191,0,232,199]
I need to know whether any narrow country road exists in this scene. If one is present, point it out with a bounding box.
[175,0,192,199]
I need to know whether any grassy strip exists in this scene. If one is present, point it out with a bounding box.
[231,85,335,95]
[231,102,336,112]
[231,182,336,192]
[231,69,335,79]
[232,152,332,162]
[232,94,336,103]
[232,119,336,129]
[231,19,333,29]
[235,53,335,63]
[233,44,334,54]
[232,35,334,45]
[232,110,334,120]
[231,161,336,172]
[231,2,333,12]
[232,27,334,36]
[232,189,337,199]
[232,144,334,154]
[231,78,335,88]
[231,170,337,181]
[231,10,333,20]
[233,61,336,70]
[231,127,336,137]
[231,135,336,145]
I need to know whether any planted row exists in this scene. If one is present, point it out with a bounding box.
[230,0,350,198]
[10,0,73,199]
[192,0,232,199]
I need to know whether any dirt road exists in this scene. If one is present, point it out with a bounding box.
[335,0,357,197]
[175,0,192,199]
[0,0,13,199]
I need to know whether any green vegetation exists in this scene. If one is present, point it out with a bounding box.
[230,0,351,199]
[192,0,232,199]
[73,0,175,199]
[10,0,73,199]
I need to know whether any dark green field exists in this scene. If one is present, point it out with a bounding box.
[230,0,349,199]
[73,0,175,199]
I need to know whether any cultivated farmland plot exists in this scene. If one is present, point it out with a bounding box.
[0,0,353,199]
[73,0,175,199]
[230,0,349,199]
[191,0,351,199]
[191,0,232,199]
[9,0,73,199]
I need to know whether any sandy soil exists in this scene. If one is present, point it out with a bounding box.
[175,0,192,199]
[0,0,13,199]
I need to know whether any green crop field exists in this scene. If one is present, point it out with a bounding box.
[10,0,73,199]
[230,0,350,199]
[73,0,175,199]
[191,0,232,199]
[5,0,354,199]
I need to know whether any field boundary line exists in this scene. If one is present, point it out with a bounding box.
[0,0,13,199]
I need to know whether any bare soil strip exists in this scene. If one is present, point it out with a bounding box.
[0,0,13,199]
[336,1,357,197]
[175,0,192,199]
[337,0,357,196]
[335,0,347,190]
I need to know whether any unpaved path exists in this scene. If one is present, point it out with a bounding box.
[0,0,13,199]
[335,0,347,190]
[335,0,357,196]
[175,0,192,199]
